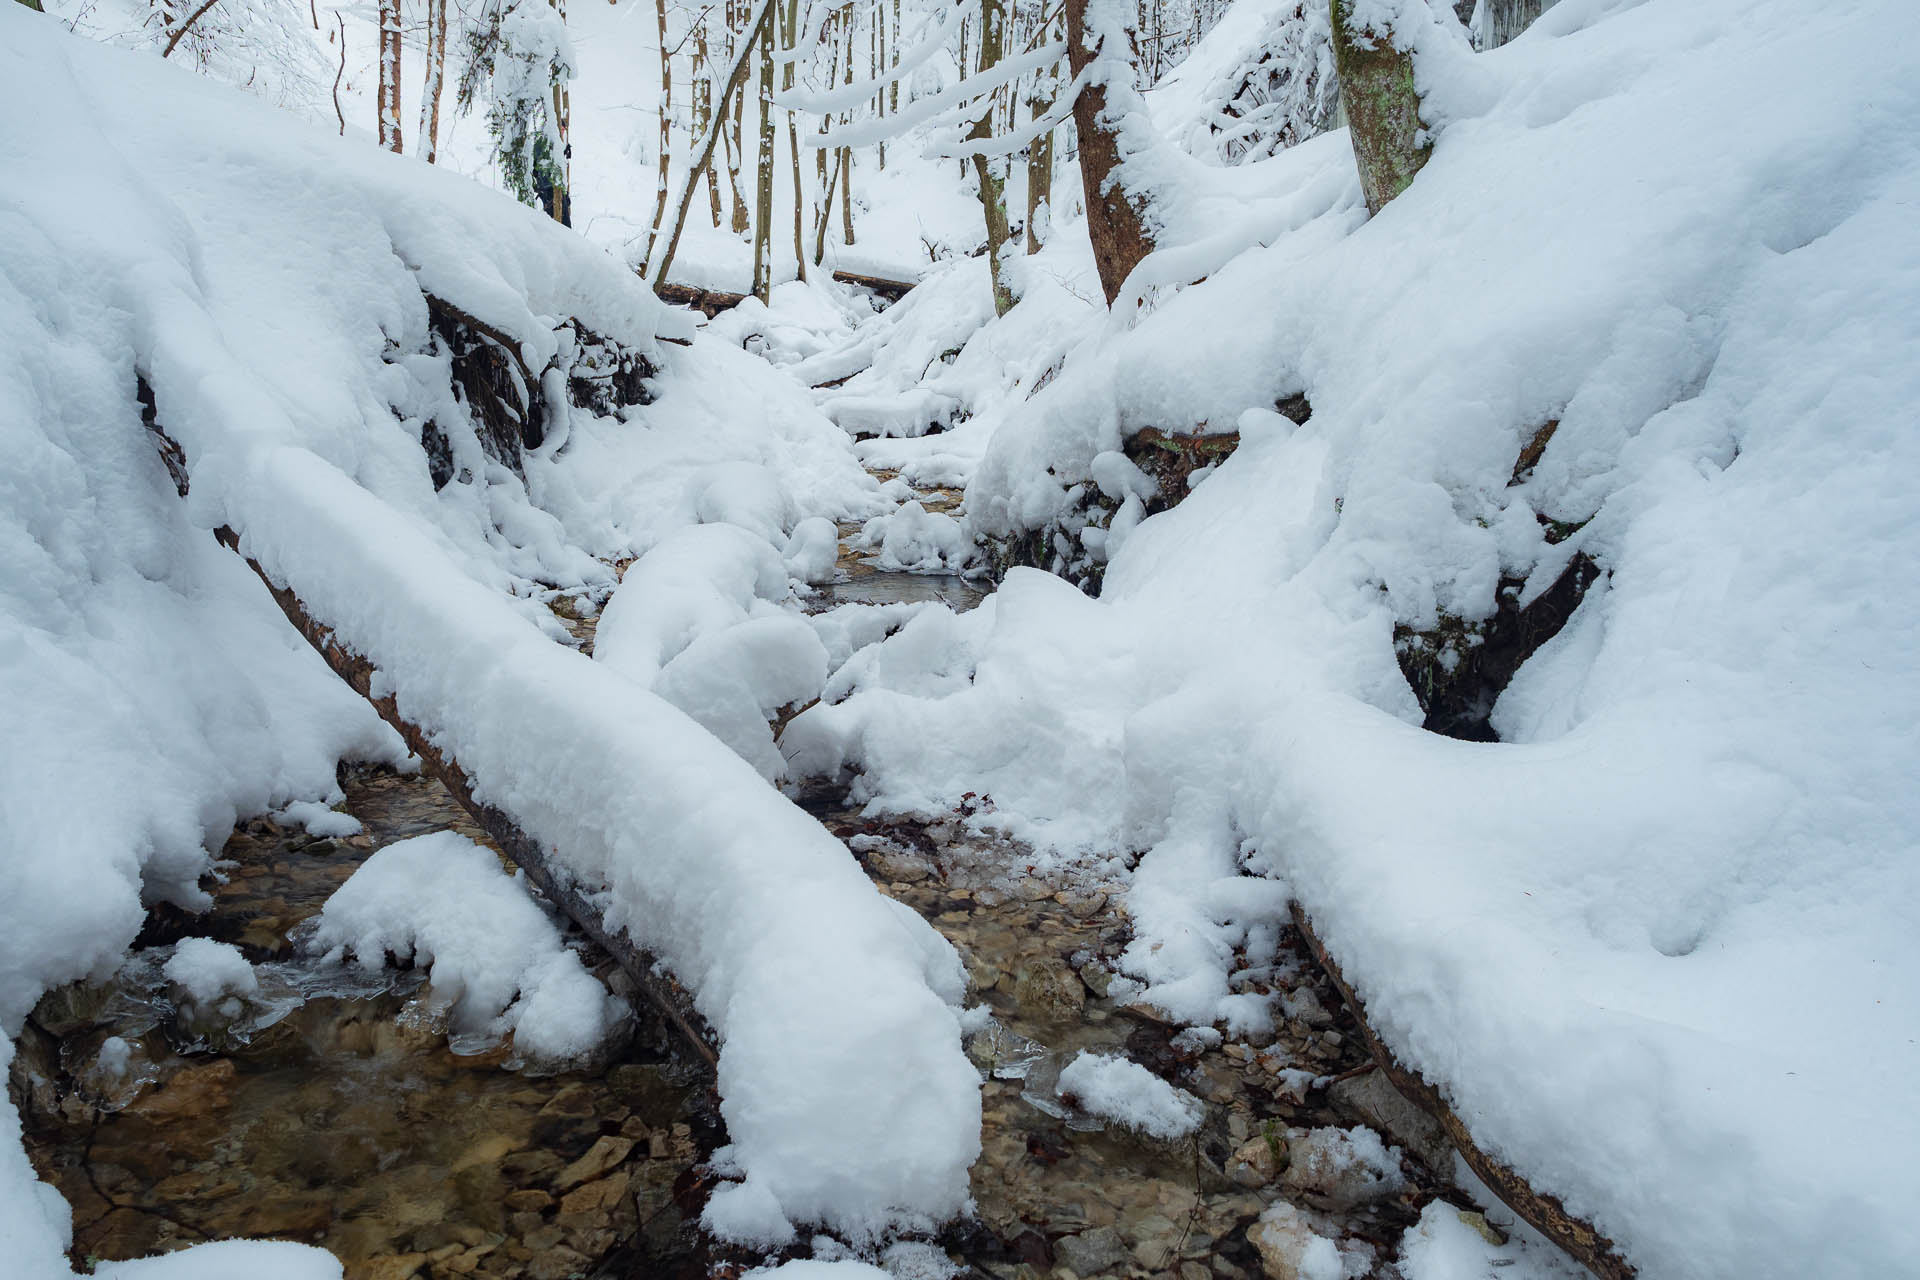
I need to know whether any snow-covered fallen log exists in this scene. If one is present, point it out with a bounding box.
[1,7,979,1259]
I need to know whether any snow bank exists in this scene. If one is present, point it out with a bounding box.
[309,832,624,1061]
[783,0,1920,1273]
[1,5,975,1261]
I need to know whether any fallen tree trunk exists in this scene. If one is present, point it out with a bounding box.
[143,413,718,1071]
[654,270,915,318]
[1289,902,1633,1280]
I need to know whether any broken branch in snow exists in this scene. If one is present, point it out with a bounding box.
[140,409,720,1072]
[1290,902,1635,1280]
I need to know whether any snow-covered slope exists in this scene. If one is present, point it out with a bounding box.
[784,0,1920,1275]
[1,6,975,1269]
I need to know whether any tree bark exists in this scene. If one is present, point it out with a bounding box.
[782,0,807,281]
[694,16,724,227]
[642,0,674,268]
[378,0,403,152]
[751,16,776,301]
[138,417,718,1071]
[1024,77,1055,254]
[1064,0,1155,305]
[418,0,449,162]
[1290,903,1635,1280]
[648,0,774,290]
[968,0,1016,315]
[1329,0,1429,215]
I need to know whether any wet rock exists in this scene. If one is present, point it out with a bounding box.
[1246,1204,1337,1280]
[122,1058,236,1124]
[1008,958,1086,1025]
[870,847,935,882]
[553,1135,635,1190]
[1279,1126,1406,1212]
[559,1168,631,1218]
[505,1189,553,1212]
[527,1244,591,1280]
[1127,1213,1183,1268]
[1326,1068,1452,1177]
[1054,1225,1128,1276]
[1226,1135,1282,1188]
[351,1254,426,1280]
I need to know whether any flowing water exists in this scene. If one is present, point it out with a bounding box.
[13,480,1457,1280]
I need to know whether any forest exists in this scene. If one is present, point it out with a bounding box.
[1,0,1916,1278]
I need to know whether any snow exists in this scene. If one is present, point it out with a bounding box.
[773,0,1920,1274]
[1055,1051,1204,1140]
[308,832,625,1061]
[162,938,260,1006]
[1,4,976,1262]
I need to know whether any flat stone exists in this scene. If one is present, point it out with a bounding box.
[1054,1225,1128,1276]
[504,1189,553,1212]
[559,1168,631,1218]
[552,1135,634,1191]
[351,1254,426,1280]
[1226,1136,1282,1188]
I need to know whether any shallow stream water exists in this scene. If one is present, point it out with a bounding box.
[14,483,1459,1280]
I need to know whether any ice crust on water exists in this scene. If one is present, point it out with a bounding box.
[308,832,624,1062]
[0,8,976,1266]
[1056,1051,1204,1140]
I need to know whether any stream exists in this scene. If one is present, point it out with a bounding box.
[12,478,1462,1280]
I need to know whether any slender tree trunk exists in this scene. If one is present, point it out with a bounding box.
[969,0,1015,315]
[1025,83,1054,254]
[694,17,724,227]
[782,0,806,281]
[814,147,844,264]
[837,22,856,247]
[727,0,752,235]
[752,15,776,301]
[418,0,448,162]
[874,0,887,170]
[378,0,403,153]
[1328,0,1429,215]
[643,0,673,267]
[839,146,855,245]
[1064,0,1155,305]
[650,0,774,289]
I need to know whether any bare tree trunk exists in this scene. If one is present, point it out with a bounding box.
[752,14,777,301]
[837,21,856,248]
[1024,84,1054,254]
[1329,0,1428,215]
[727,0,752,235]
[694,16,724,227]
[649,0,774,289]
[378,0,403,153]
[874,0,887,170]
[839,146,855,245]
[782,0,807,281]
[417,0,448,162]
[969,0,1015,315]
[643,0,673,267]
[1065,0,1154,305]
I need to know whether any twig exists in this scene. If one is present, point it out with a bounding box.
[160,0,221,57]
[333,11,348,136]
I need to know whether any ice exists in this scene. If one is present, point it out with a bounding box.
[1055,1051,1204,1140]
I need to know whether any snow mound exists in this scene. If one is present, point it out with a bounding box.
[777,0,1920,1274]
[1,6,978,1258]
[309,832,624,1062]
[162,939,260,1006]
[1056,1051,1204,1140]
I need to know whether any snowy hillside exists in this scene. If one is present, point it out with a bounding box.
[781,0,1920,1276]
[5,0,1918,1277]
